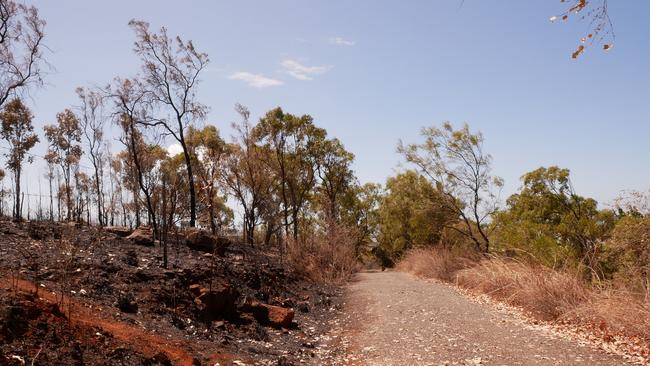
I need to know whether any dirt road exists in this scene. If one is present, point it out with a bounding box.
[318,271,638,365]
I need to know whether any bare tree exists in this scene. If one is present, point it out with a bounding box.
[0,0,46,108]
[77,87,107,225]
[129,20,208,228]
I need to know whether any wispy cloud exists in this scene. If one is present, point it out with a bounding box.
[329,37,355,46]
[281,59,331,81]
[229,72,284,88]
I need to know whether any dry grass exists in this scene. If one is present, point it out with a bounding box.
[287,223,361,284]
[397,248,650,343]
[455,258,590,320]
[395,247,476,282]
[569,289,650,341]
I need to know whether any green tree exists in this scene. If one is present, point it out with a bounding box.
[492,167,616,270]
[186,125,230,234]
[340,182,382,258]
[44,109,83,221]
[377,171,457,261]
[0,98,38,220]
[316,138,355,221]
[223,106,275,245]
[254,107,326,241]
[399,122,502,252]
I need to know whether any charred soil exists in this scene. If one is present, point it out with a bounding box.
[0,220,342,365]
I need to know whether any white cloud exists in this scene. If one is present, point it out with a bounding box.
[167,143,184,157]
[329,37,355,46]
[281,59,331,81]
[229,71,284,88]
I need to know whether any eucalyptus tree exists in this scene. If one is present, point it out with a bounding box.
[254,107,326,241]
[0,98,38,220]
[186,125,230,234]
[77,87,108,225]
[128,20,208,228]
[223,105,275,244]
[316,138,355,221]
[399,122,502,252]
[111,77,160,234]
[44,109,82,221]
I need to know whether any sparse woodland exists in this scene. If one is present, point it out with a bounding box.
[0,0,649,364]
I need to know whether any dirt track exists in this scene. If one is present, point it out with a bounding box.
[321,271,638,366]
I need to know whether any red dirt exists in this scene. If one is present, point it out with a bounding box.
[2,277,197,366]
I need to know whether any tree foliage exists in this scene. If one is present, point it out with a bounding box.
[603,216,650,295]
[0,97,38,219]
[377,171,457,261]
[492,167,616,270]
[44,109,82,221]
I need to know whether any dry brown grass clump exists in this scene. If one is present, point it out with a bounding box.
[569,288,650,342]
[395,247,475,282]
[455,257,590,320]
[287,223,361,284]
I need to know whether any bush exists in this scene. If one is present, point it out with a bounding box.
[603,216,650,296]
[287,223,360,284]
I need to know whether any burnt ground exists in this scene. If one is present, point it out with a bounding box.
[0,220,343,366]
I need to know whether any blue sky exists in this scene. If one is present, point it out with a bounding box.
[16,0,650,206]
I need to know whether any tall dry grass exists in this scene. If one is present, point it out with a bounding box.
[397,247,650,343]
[287,223,360,284]
[455,258,590,320]
[395,247,476,282]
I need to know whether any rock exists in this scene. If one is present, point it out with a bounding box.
[105,226,132,237]
[242,300,294,328]
[144,352,172,366]
[117,294,138,314]
[189,284,203,297]
[297,301,310,313]
[190,283,239,320]
[265,304,294,328]
[185,229,230,256]
[126,227,154,247]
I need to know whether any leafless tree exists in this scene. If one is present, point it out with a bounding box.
[0,0,46,108]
